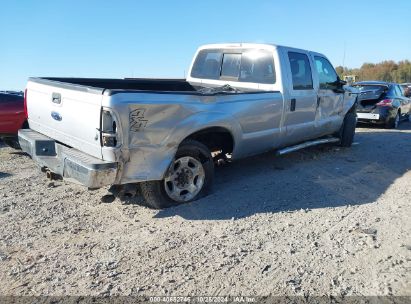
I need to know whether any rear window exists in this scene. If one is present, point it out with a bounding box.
[0,93,23,103]
[191,51,223,80]
[352,85,388,92]
[191,49,276,84]
[221,53,241,79]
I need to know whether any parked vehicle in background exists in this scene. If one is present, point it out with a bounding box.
[353,81,411,128]
[0,92,27,149]
[343,75,358,84]
[19,43,358,208]
[400,83,411,98]
[0,90,24,96]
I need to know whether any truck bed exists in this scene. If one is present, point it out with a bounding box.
[29,77,260,96]
[30,77,200,95]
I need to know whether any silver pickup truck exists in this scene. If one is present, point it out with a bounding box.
[19,43,358,208]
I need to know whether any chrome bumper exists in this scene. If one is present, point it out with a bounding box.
[18,129,117,189]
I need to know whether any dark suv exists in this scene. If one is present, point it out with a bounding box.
[353,81,411,128]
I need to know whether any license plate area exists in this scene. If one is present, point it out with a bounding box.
[357,113,380,120]
[35,140,57,156]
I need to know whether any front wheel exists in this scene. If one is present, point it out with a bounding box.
[139,140,214,209]
[339,110,357,147]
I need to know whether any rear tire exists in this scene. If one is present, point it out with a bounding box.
[339,110,357,147]
[386,111,400,129]
[139,140,214,209]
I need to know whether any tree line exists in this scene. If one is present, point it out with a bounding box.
[335,60,411,83]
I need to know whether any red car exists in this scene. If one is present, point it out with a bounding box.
[0,92,27,149]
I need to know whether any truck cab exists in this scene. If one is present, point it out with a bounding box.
[188,43,354,146]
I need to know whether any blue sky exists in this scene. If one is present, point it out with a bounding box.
[1,0,410,90]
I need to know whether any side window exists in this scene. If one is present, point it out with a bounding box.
[396,85,404,96]
[221,53,241,79]
[190,50,223,80]
[239,50,276,84]
[314,56,338,89]
[7,95,16,102]
[10,95,23,103]
[288,52,313,90]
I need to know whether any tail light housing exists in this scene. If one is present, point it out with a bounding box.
[101,109,118,147]
[376,99,393,107]
[23,88,28,118]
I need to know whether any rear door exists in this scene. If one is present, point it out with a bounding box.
[282,51,317,144]
[27,80,103,158]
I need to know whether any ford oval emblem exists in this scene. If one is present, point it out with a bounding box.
[51,111,62,121]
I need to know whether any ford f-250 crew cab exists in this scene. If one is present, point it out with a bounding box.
[19,43,358,209]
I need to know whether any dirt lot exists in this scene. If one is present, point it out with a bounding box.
[0,123,410,297]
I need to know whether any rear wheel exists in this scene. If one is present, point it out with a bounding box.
[139,140,214,209]
[339,110,357,147]
[386,111,400,129]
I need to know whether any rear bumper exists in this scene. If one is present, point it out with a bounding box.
[357,107,393,123]
[18,129,118,188]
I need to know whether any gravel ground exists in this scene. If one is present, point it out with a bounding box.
[0,123,410,297]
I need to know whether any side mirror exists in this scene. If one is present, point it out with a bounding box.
[337,77,347,86]
[328,77,346,93]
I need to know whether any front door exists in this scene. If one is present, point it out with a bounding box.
[314,56,344,135]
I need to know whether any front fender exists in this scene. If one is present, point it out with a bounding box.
[342,86,359,115]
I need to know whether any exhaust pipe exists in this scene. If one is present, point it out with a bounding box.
[102,184,138,203]
[46,170,61,181]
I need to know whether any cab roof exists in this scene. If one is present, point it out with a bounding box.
[197,43,318,55]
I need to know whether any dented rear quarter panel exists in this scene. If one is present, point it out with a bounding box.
[101,90,285,183]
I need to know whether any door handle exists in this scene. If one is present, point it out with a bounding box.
[290,98,296,112]
[52,92,61,104]
[317,96,321,107]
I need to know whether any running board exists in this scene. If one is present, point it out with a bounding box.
[276,137,340,156]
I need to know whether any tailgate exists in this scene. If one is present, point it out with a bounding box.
[26,80,103,159]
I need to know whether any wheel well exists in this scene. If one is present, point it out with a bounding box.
[349,99,358,113]
[181,127,234,154]
[22,120,29,129]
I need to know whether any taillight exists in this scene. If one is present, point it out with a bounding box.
[101,109,118,147]
[24,88,28,118]
[376,99,393,107]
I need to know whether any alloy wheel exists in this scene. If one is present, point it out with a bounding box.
[164,156,205,202]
